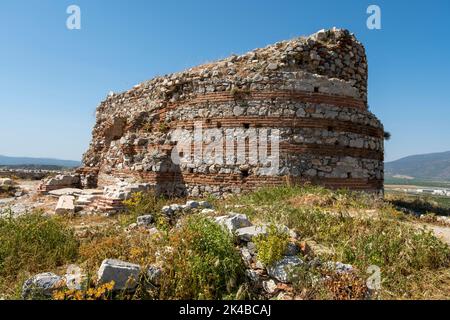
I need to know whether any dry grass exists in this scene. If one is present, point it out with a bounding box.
[2,186,450,300]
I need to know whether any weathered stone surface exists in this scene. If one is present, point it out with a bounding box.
[22,272,63,299]
[201,208,216,215]
[161,206,174,216]
[216,213,252,233]
[285,242,300,256]
[43,174,80,188]
[185,200,199,209]
[64,265,85,290]
[325,261,354,274]
[240,247,253,266]
[147,265,162,286]
[267,256,303,283]
[49,188,83,197]
[245,269,262,286]
[97,259,141,290]
[199,201,213,209]
[262,279,278,294]
[103,182,151,200]
[55,195,75,215]
[0,178,13,187]
[235,225,268,242]
[136,214,154,226]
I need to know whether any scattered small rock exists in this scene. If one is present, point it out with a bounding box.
[185,200,199,209]
[262,279,278,294]
[240,247,253,266]
[267,256,303,283]
[147,265,163,286]
[285,242,300,256]
[136,214,154,226]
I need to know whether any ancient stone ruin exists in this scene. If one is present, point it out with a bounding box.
[79,28,384,199]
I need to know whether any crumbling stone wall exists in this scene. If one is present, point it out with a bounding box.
[81,28,384,197]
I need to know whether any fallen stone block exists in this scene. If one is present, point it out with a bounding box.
[97,259,141,291]
[240,247,253,266]
[55,195,75,215]
[216,213,252,233]
[45,174,80,187]
[22,272,64,299]
[235,225,267,242]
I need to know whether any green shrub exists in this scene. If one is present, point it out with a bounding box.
[254,224,290,266]
[159,215,245,299]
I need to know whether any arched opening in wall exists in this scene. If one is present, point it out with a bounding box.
[243,123,250,129]
[216,121,222,129]
[327,126,334,132]
[314,87,320,93]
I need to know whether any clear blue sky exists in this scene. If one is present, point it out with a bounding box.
[0,0,449,162]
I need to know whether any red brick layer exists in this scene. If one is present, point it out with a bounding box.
[108,170,383,191]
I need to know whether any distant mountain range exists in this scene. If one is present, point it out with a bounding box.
[2,151,450,181]
[0,155,81,168]
[385,151,450,182]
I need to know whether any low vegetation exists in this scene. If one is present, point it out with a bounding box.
[215,186,450,299]
[254,224,290,267]
[122,191,171,229]
[1,185,449,300]
[0,212,79,297]
[158,216,245,300]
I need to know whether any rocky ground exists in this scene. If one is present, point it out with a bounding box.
[1,176,450,300]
